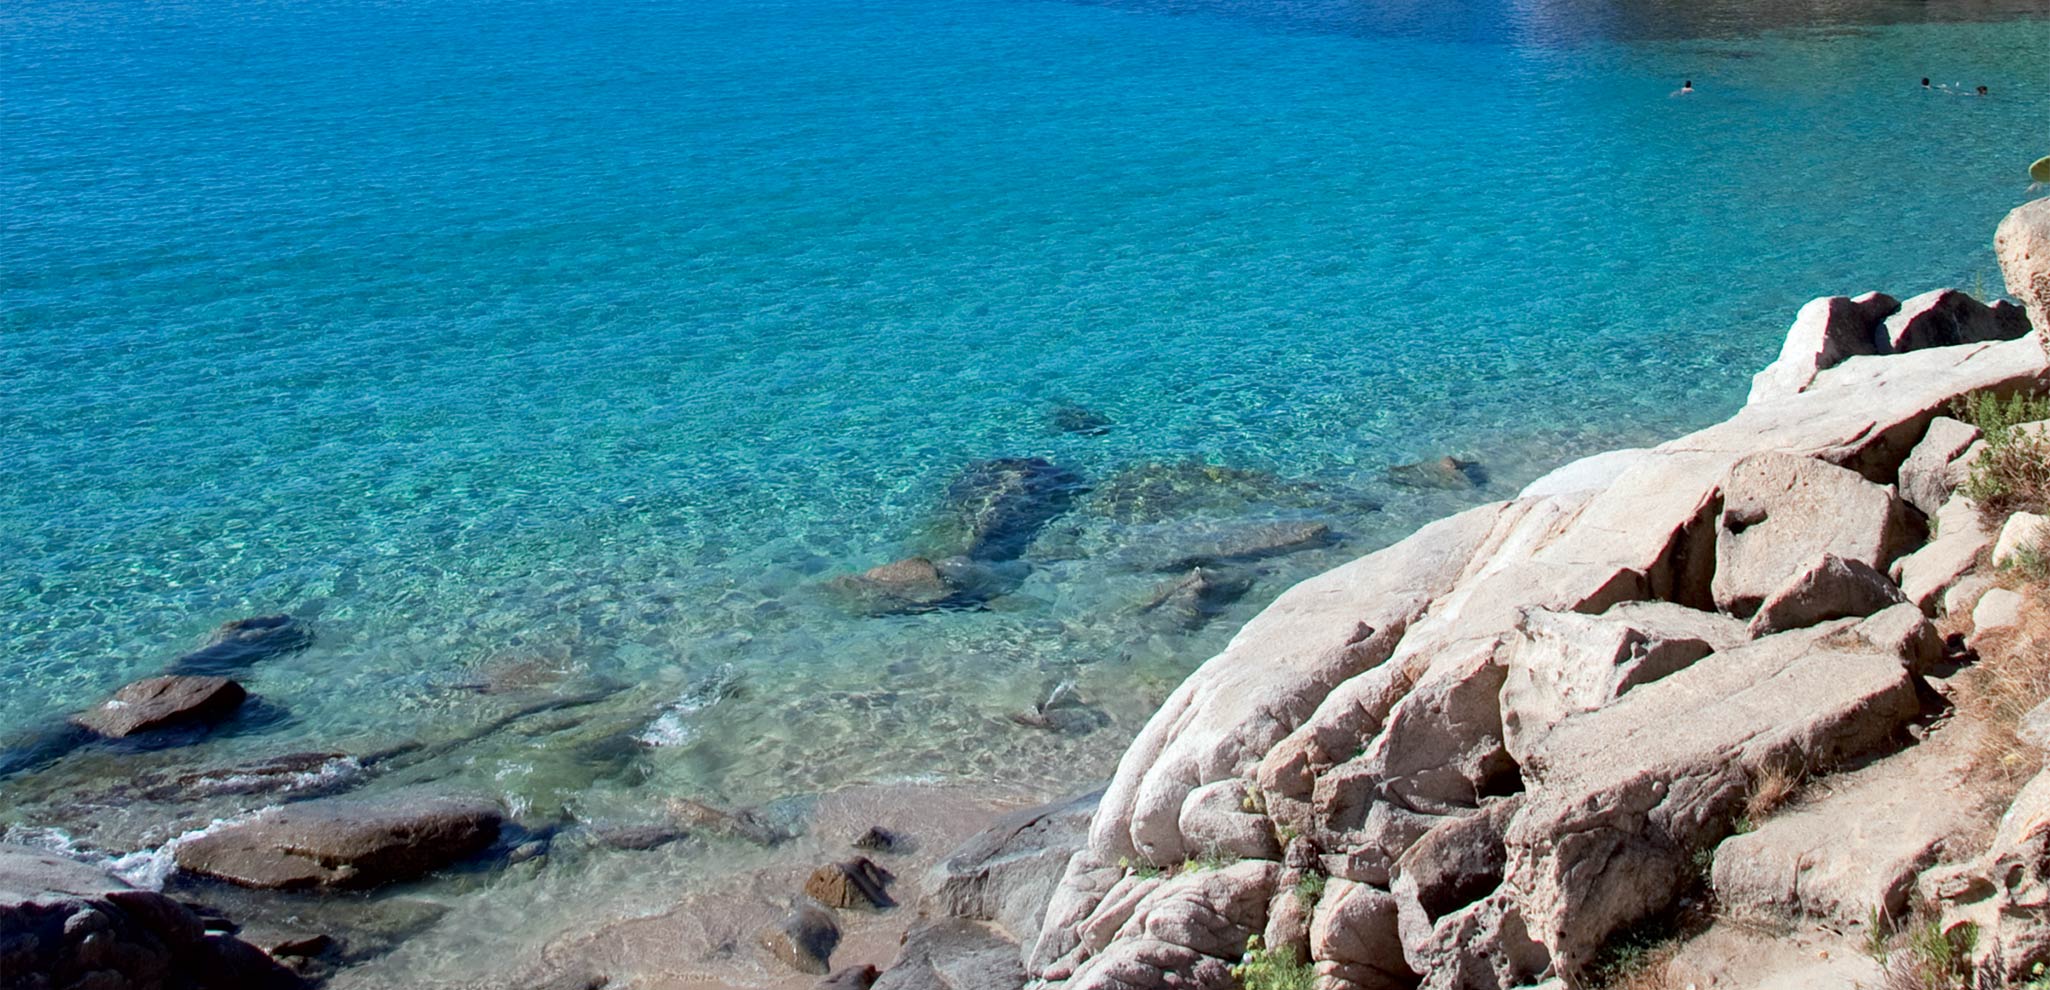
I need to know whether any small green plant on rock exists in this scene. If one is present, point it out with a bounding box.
[1118,856,1163,880]
[1956,391,2050,518]
[1877,919,1978,990]
[1294,871,1326,906]
[1184,847,1237,873]
[1232,935,1316,990]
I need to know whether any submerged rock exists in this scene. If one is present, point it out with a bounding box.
[1153,520,1334,571]
[1050,404,1113,437]
[1386,455,1487,491]
[70,675,248,739]
[827,556,1026,616]
[938,457,1087,562]
[167,615,314,677]
[1087,461,1372,523]
[174,790,503,890]
[1138,567,1255,629]
[0,843,302,989]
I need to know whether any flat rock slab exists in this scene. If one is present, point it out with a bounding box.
[70,674,247,738]
[175,790,503,890]
[1507,623,1922,977]
[1712,723,1991,922]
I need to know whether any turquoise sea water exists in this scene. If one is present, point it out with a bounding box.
[4,0,2049,981]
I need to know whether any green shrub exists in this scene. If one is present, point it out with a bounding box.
[1293,871,1326,906]
[1231,936,1317,990]
[1955,391,2050,518]
[1878,919,1978,990]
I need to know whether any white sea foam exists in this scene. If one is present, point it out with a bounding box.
[1,809,280,891]
[636,663,742,748]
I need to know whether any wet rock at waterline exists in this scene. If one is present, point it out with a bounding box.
[804,857,894,909]
[871,918,1027,990]
[1050,404,1113,437]
[663,797,793,846]
[1386,455,1487,491]
[852,826,899,852]
[0,843,303,990]
[173,790,503,890]
[167,614,314,677]
[761,899,841,975]
[820,965,881,989]
[938,457,1087,562]
[69,675,248,739]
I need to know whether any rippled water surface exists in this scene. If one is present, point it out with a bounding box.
[4,0,2048,981]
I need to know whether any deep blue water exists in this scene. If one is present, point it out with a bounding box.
[4,0,2049,980]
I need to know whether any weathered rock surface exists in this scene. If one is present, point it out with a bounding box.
[1998,197,2050,336]
[1506,622,1921,976]
[69,675,247,739]
[1054,861,1277,988]
[174,790,503,890]
[1712,724,1986,922]
[1390,798,1542,990]
[922,789,1099,950]
[1711,451,1920,617]
[1746,553,1909,636]
[0,843,301,990]
[1308,877,1413,990]
[1747,291,1899,402]
[1993,511,2049,567]
[1879,288,2032,353]
[871,918,1025,990]
[1893,495,1996,612]
[1898,415,1982,515]
[167,615,313,677]
[1499,605,1732,762]
[1976,588,2026,632]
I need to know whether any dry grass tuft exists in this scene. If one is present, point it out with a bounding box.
[1742,759,1805,825]
[1953,591,2050,787]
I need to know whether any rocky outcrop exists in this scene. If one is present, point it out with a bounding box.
[762,900,841,975]
[1879,288,2032,353]
[69,675,247,739]
[1747,291,1899,402]
[872,919,1027,990]
[173,790,502,890]
[923,790,1101,952]
[1387,456,1486,491]
[0,843,301,990]
[1996,196,2050,338]
[1020,299,2049,987]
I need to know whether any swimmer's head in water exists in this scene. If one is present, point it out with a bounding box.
[1922,77,1931,87]
[1977,85,1989,96]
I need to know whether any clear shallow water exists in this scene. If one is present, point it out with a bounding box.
[3,0,2049,981]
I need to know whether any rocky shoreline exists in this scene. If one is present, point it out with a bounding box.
[7,198,2050,990]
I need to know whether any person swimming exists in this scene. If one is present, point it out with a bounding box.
[1977,85,1989,96]
[1671,79,1694,96]
[1922,77,1932,88]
